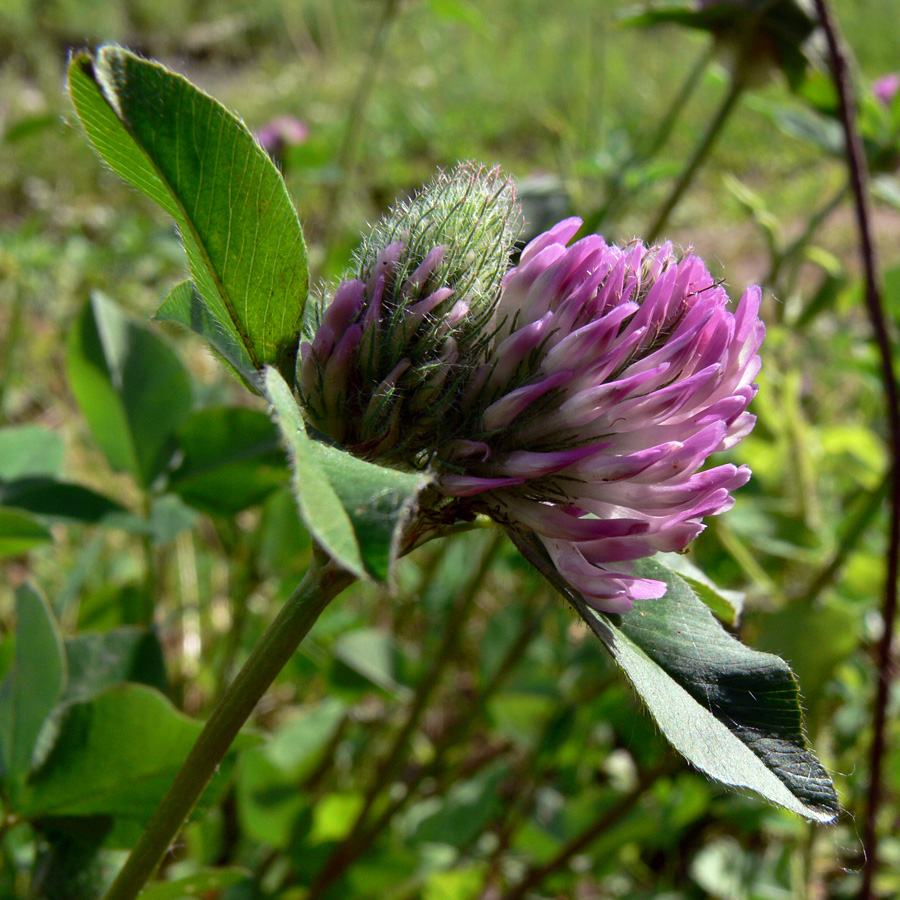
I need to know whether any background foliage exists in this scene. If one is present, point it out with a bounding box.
[2,0,900,897]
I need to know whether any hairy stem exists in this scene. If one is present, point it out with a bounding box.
[810,4,900,899]
[100,551,354,900]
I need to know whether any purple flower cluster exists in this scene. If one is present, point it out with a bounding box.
[300,185,763,613]
[440,219,763,611]
[299,241,476,451]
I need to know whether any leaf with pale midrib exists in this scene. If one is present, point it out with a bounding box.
[68,46,308,384]
[508,531,840,822]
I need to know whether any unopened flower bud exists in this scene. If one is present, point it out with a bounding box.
[299,163,522,460]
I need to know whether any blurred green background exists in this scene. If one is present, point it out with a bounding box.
[2,1,900,898]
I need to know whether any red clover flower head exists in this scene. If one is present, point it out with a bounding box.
[300,168,764,614]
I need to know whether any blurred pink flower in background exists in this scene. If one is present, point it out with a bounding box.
[256,115,309,157]
[873,73,900,107]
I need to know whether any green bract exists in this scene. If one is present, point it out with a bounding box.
[354,162,522,334]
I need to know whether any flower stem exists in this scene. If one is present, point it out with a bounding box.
[810,5,900,899]
[646,72,745,244]
[99,551,355,900]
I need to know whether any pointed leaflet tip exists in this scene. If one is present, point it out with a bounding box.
[68,46,309,384]
[265,367,368,580]
[507,530,839,823]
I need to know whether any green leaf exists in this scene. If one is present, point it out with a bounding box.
[255,487,313,576]
[68,46,309,383]
[3,112,57,144]
[343,846,421,897]
[77,581,153,631]
[137,868,248,900]
[237,699,344,848]
[510,533,839,822]
[873,174,900,211]
[266,367,432,579]
[155,280,258,390]
[168,406,288,515]
[772,108,843,156]
[309,792,365,843]
[0,508,52,556]
[0,586,66,784]
[407,762,508,850]
[0,635,13,684]
[655,552,744,624]
[20,685,256,833]
[148,494,198,544]
[63,628,167,706]
[425,0,488,35]
[265,367,367,578]
[488,689,558,745]
[237,752,312,848]
[332,629,407,696]
[0,426,63,481]
[598,561,838,821]
[618,1,705,29]
[0,477,147,532]
[262,697,346,775]
[310,438,433,582]
[423,866,486,900]
[66,293,193,487]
